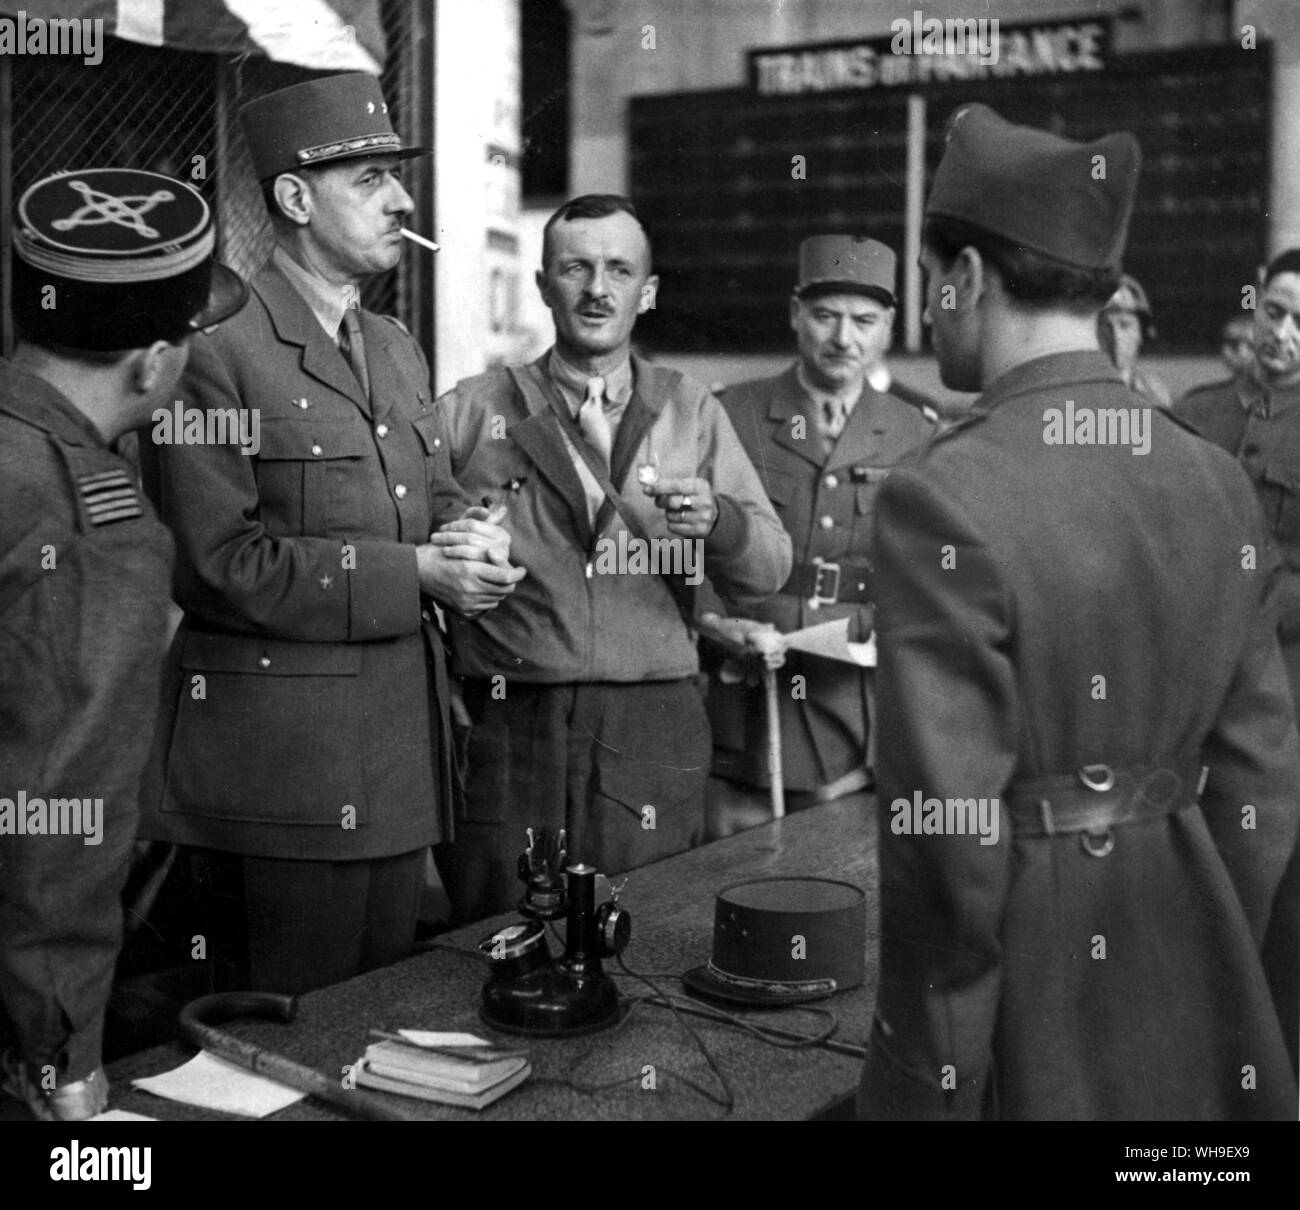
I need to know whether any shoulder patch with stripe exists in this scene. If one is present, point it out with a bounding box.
[77,468,142,526]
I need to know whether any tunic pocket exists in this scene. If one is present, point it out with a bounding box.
[255,417,373,536]
[163,630,369,828]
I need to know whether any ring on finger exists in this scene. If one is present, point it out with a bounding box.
[680,495,693,510]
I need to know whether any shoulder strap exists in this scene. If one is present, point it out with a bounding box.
[506,363,695,624]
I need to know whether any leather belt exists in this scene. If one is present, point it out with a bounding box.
[782,558,874,607]
[1006,759,1205,857]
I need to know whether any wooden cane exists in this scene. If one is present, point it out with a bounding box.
[178,992,413,1121]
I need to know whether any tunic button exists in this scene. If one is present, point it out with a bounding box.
[376,423,389,438]
[819,515,834,530]
[311,443,323,457]
[257,655,271,669]
[824,473,839,489]
[394,483,408,499]
[433,438,441,449]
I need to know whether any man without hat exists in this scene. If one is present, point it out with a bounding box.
[138,73,524,995]
[859,104,1299,1119]
[0,168,246,1118]
[436,194,791,921]
[1176,247,1300,1069]
[704,235,935,811]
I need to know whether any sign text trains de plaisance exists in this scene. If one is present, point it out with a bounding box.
[752,20,1106,97]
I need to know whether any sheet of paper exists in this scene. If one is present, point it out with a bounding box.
[396,1030,493,1049]
[131,1052,306,1118]
[89,1109,156,1122]
[782,618,877,667]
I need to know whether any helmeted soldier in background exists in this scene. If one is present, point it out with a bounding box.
[1097,272,1173,408]
[0,168,246,1119]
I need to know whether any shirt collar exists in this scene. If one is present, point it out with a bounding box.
[866,363,891,393]
[796,360,865,415]
[1242,371,1300,416]
[272,245,355,339]
[547,347,633,412]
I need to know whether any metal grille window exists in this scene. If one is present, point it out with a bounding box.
[1,0,431,357]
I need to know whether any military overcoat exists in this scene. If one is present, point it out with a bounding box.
[860,351,1299,1121]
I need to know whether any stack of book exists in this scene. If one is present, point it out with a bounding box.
[355,1033,531,1110]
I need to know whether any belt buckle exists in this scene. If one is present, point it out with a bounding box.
[1077,763,1116,857]
[1077,763,1115,792]
[809,558,841,610]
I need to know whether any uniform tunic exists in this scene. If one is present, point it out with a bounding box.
[707,365,934,791]
[137,262,466,991]
[0,360,173,1083]
[1176,373,1300,1068]
[860,351,1299,1120]
[139,263,465,863]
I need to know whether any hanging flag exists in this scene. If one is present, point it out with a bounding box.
[2,0,386,73]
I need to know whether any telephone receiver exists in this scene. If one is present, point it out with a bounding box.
[477,826,631,1036]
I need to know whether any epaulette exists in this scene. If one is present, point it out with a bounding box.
[889,377,943,423]
[380,314,412,337]
[924,407,988,452]
[1158,404,1207,439]
[1178,377,1235,402]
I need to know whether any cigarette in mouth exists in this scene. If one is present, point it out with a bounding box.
[400,228,440,252]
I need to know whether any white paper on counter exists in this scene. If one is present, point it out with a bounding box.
[131,1051,305,1118]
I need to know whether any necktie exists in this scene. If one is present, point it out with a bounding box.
[338,307,370,400]
[822,397,846,445]
[578,376,613,469]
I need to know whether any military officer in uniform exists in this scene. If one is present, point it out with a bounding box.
[0,169,246,1119]
[1176,246,1300,1070]
[139,74,524,995]
[859,105,1299,1120]
[705,235,935,806]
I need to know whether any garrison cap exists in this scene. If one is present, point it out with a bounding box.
[240,72,429,183]
[11,168,247,351]
[796,235,896,306]
[926,103,1141,272]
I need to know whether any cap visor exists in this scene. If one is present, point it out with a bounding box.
[681,964,835,1008]
[188,262,249,333]
[797,283,896,307]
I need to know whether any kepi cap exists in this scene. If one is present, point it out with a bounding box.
[682,876,866,1007]
[240,72,429,182]
[926,103,1141,272]
[11,168,247,351]
[796,234,896,306]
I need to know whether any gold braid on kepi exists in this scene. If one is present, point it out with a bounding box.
[10,167,247,351]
